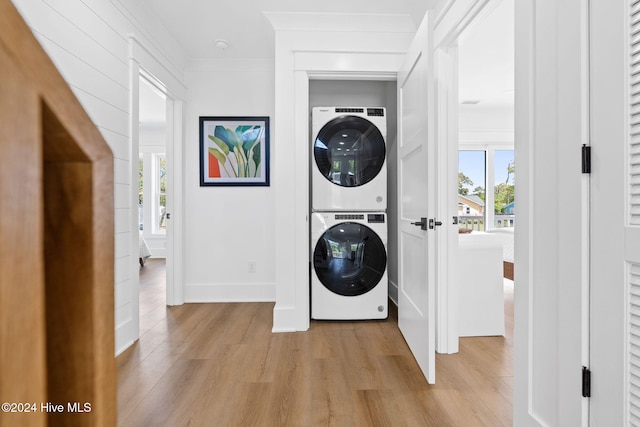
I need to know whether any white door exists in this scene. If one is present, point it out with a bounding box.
[397,12,437,383]
[589,0,633,423]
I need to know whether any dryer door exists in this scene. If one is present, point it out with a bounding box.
[313,116,385,187]
[313,222,386,296]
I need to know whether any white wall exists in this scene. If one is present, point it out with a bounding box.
[10,0,185,354]
[182,59,276,302]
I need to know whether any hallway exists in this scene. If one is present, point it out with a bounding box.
[117,259,513,426]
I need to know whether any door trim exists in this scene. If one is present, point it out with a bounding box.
[431,0,501,354]
[117,36,185,354]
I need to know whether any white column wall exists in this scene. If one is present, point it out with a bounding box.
[267,14,415,332]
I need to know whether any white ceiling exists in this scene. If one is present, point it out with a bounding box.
[140,0,431,60]
[458,0,514,108]
[138,0,513,121]
[139,76,166,125]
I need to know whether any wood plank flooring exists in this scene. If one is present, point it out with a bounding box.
[118,259,513,426]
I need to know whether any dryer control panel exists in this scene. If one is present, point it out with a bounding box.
[332,213,385,224]
[367,214,385,223]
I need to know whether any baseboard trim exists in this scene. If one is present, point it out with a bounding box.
[115,321,138,356]
[272,304,299,332]
[183,282,276,303]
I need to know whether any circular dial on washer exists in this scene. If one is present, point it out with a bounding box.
[313,222,387,296]
[313,115,385,188]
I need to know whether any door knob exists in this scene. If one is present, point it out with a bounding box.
[429,218,443,229]
[411,217,428,230]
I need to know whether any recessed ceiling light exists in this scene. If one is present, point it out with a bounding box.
[215,39,230,50]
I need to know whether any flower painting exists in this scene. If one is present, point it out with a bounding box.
[199,116,270,186]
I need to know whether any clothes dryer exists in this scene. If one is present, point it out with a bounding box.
[312,107,387,211]
[311,211,388,320]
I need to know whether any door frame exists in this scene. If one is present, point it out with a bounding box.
[431,0,499,354]
[513,0,591,424]
[288,67,400,333]
[589,0,628,423]
[125,35,186,348]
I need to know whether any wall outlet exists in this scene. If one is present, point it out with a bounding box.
[248,261,256,273]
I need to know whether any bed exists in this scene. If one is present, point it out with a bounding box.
[139,232,151,266]
[485,228,514,280]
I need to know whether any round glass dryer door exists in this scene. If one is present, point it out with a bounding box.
[314,116,385,187]
[313,222,387,296]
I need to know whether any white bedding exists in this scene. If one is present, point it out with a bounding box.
[139,233,151,263]
[485,228,514,263]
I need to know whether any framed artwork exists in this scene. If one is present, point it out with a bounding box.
[199,116,270,186]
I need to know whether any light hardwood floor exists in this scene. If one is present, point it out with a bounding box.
[118,259,513,426]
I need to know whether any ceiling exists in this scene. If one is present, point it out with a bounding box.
[138,0,514,122]
[140,0,431,60]
[458,0,514,109]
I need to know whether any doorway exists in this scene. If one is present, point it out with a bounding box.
[138,74,168,326]
[138,75,168,262]
[446,0,514,346]
[116,36,185,354]
[435,0,515,353]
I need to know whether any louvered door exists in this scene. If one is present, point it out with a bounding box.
[633,0,640,227]
[631,265,640,424]
[628,1,640,423]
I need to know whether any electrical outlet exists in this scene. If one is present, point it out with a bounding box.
[248,261,256,273]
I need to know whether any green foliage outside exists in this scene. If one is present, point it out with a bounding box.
[458,159,515,214]
[495,160,515,213]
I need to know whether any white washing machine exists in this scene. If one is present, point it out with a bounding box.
[312,107,387,211]
[311,211,388,320]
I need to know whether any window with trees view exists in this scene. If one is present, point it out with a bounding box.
[494,150,515,216]
[459,148,514,230]
[458,150,486,230]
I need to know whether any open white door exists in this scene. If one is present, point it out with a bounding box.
[397,12,437,383]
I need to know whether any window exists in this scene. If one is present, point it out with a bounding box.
[156,155,167,233]
[459,150,486,231]
[458,147,515,230]
[494,149,515,227]
[138,156,144,230]
[139,152,166,235]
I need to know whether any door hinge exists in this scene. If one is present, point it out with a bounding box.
[582,144,591,174]
[582,366,591,397]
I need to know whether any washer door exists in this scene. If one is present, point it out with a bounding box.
[313,222,387,296]
[314,115,385,187]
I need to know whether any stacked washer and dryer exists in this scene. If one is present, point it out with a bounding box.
[310,107,388,320]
